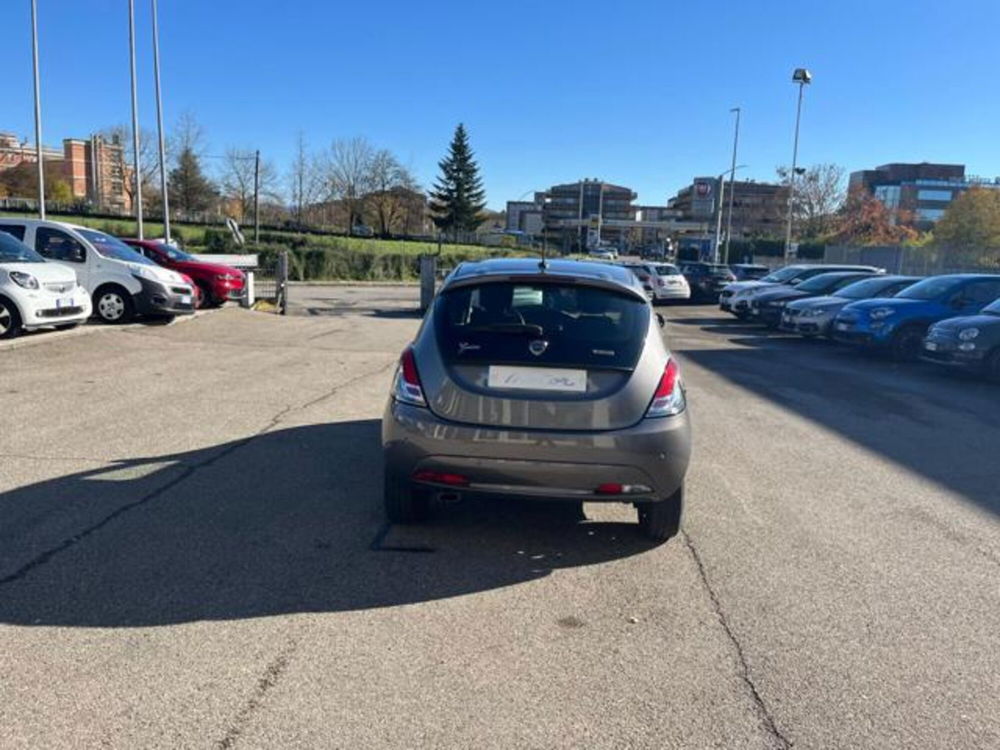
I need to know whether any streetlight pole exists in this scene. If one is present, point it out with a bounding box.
[30,0,45,219]
[128,0,144,239]
[784,68,812,260]
[724,107,741,265]
[713,176,725,263]
[150,0,170,242]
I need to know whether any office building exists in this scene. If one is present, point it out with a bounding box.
[848,162,1000,228]
[668,177,787,239]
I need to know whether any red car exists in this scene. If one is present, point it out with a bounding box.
[123,238,246,308]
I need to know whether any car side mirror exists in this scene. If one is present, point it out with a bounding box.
[656,313,666,328]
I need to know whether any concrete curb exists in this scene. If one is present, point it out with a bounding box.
[0,306,223,353]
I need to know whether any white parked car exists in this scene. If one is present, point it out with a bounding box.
[647,263,691,302]
[0,228,91,339]
[0,219,195,324]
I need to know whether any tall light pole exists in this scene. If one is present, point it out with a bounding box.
[30,0,45,219]
[150,0,170,242]
[723,106,741,265]
[784,68,812,260]
[128,0,144,239]
[712,165,747,262]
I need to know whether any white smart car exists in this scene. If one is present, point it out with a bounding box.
[0,228,91,339]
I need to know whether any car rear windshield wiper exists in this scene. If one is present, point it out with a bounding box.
[468,323,545,336]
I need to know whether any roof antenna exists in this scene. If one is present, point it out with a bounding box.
[538,234,548,271]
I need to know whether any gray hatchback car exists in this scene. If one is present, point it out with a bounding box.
[382,257,692,541]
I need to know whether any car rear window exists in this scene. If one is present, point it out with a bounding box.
[435,281,649,370]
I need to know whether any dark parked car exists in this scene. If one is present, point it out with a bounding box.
[729,263,770,281]
[382,258,691,541]
[833,274,1000,360]
[680,262,736,301]
[748,271,881,328]
[921,297,1000,380]
[720,264,883,317]
[780,275,921,337]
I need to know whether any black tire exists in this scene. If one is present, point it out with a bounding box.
[0,297,22,339]
[384,469,430,524]
[889,325,925,362]
[93,285,136,324]
[636,486,683,542]
[197,282,221,309]
[985,349,1000,384]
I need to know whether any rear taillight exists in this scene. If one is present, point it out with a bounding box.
[645,358,686,418]
[413,470,468,486]
[393,346,427,407]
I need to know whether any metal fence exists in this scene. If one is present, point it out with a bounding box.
[824,245,1000,275]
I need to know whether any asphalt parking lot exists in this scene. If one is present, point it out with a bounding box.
[1,289,998,749]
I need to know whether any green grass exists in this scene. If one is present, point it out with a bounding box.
[1,210,528,280]
[0,211,498,257]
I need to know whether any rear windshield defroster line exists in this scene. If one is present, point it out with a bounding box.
[435,281,649,371]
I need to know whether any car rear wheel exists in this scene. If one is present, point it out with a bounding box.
[94,286,135,324]
[384,469,430,524]
[636,486,683,542]
[0,298,22,339]
[889,325,925,362]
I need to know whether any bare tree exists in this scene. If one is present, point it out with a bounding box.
[168,110,206,163]
[220,148,279,222]
[367,149,421,236]
[100,124,159,211]
[777,163,846,240]
[325,136,376,231]
[288,132,324,227]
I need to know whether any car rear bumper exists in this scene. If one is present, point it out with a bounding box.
[382,401,691,502]
[654,287,690,300]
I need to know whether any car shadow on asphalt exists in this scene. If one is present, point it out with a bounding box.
[0,420,656,628]
[672,315,1000,520]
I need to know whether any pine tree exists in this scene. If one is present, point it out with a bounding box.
[168,147,216,216]
[429,124,487,236]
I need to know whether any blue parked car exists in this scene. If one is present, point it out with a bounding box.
[831,274,1000,360]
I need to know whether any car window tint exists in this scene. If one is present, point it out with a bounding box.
[962,279,1000,305]
[436,282,649,370]
[35,227,86,263]
[0,224,26,241]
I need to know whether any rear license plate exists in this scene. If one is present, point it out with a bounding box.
[180,295,192,305]
[487,366,587,393]
[924,341,938,351]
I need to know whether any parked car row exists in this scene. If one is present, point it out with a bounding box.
[716,263,1000,381]
[0,218,246,339]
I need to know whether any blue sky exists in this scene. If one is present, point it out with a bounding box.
[4,0,1000,209]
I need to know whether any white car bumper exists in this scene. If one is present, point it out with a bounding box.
[19,284,92,329]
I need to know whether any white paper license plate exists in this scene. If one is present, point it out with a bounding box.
[180,295,192,304]
[924,341,938,351]
[488,366,587,392]
[56,297,72,309]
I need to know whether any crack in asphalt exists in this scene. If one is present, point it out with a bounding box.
[0,359,393,588]
[683,530,791,749]
[215,638,298,750]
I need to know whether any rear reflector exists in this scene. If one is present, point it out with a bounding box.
[393,346,427,407]
[413,470,469,486]
[645,358,686,418]
[595,483,653,495]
